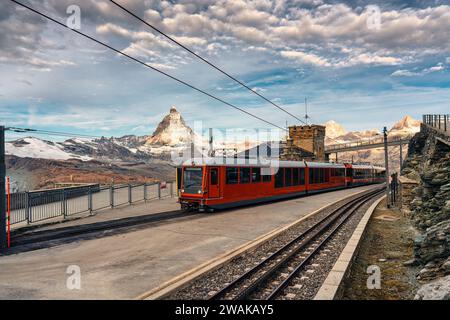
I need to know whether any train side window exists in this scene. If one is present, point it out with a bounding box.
[309,168,314,184]
[293,168,299,185]
[226,167,238,184]
[285,168,292,187]
[240,167,251,183]
[300,168,305,185]
[262,168,272,182]
[251,167,261,183]
[275,168,284,188]
[210,168,218,185]
[314,168,320,184]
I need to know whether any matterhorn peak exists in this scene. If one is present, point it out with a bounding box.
[146,107,195,146]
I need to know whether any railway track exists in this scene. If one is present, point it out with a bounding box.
[207,187,384,300]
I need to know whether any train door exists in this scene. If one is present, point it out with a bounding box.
[208,167,220,198]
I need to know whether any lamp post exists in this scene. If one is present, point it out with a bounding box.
[383,126,390,208]
[0,126,6,250]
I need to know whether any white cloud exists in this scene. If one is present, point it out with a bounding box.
[280,50,330,67]
[391,63,445,77]
[391,69,419,77]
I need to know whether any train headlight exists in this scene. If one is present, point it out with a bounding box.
[198,190,202,194]
[181,189,184,193]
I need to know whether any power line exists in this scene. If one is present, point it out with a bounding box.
[6,127,103,139]
[109,0,306,125]
[10,0,287,132]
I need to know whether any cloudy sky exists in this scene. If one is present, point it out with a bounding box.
[1,0,449,139]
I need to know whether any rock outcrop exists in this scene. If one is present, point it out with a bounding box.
[400,123,450,299]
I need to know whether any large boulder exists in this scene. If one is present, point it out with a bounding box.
[415,220,450,264]
[415,275,450,300]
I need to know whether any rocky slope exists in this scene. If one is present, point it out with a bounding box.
[400,124,450,299]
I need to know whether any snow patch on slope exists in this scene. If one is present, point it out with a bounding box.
[6,137,92,161]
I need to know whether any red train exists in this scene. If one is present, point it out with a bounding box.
[177,159,385,212]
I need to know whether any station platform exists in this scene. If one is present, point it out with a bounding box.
[0,185,376,299]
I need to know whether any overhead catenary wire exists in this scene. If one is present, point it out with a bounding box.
[9,0,287,132]
[6,127,104,139]
[109,0,307,125]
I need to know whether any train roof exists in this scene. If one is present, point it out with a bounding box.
[180,158,346,168]
[351,164,386,171]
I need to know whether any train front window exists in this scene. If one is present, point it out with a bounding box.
[183,167,203,194]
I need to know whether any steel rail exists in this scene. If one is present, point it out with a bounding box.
[266,189,383,299]
[209,187,384,300]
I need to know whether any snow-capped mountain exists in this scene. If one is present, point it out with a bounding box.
[324,115,419,145]
[325,120,347,139]
[5,106,198,162]
[388,115,421,137]
[145,107,195,146]
[325,115,421,172]
[6,137,92,161]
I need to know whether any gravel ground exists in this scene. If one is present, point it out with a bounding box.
[165,187,383,300]
[341,198,420,300]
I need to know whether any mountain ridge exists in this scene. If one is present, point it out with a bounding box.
[5,110,421,163]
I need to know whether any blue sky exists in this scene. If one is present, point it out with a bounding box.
[1,0,449,140]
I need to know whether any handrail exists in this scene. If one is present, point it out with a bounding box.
[423,114,450,134]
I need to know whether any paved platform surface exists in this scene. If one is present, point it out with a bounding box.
[0,185,375,299]
[13,197,180,235]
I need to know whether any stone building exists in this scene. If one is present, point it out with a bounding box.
[281,125,326,161]
[280,138,315,161]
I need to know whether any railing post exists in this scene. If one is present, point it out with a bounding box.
[439,115,441,130]
[158,182,161,199]
[128,184,132,204]
[26,192,30,224]
[62,190,67,219]
[110,185,114,208]
[170,182,174,198]
[144,183,148,202]
[445,115,448,132]
[88,186,93,214]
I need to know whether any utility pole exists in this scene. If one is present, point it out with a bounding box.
[383,126,390,208]
[208,128,214,157]
[0,126,6,250]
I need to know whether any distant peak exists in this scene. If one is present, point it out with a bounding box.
[325,120,347,139]
[390,115,421,131]
[170,106,178,113]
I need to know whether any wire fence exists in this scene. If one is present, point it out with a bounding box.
[7,182,175,226]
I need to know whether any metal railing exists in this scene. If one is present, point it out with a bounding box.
[423,114,450,133]
[7,181,176,226]
[325,134,414,152]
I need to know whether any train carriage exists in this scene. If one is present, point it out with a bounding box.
[178,158,385,212]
